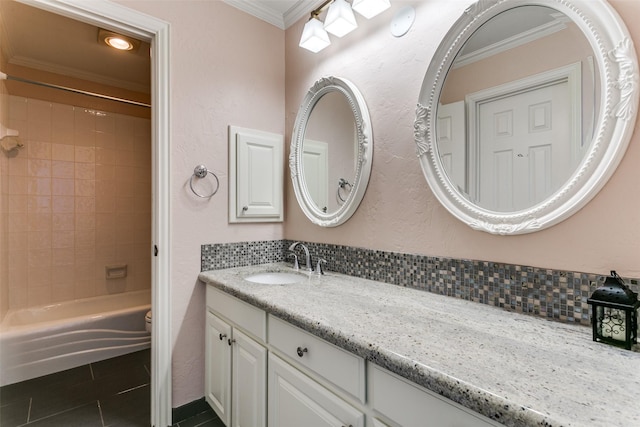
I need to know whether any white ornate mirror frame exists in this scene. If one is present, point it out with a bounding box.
[290,76,373,227]
[415,0,639,235]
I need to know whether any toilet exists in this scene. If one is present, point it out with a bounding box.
[145,310,152,333]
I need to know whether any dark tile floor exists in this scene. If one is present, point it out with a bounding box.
[0,349,222,427]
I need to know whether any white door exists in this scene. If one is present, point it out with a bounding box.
[232,329,266,427]
[302,139,329,213]
[205,312,232,426]
[477,80,574,211]
[268,354,364,427]
[437,101,466,193]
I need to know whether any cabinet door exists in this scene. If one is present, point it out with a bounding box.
[229,126,283,222]
[232,329,266,427]
[268,353,364,427]
[205,311,232,426]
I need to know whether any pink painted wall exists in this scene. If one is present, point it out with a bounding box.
[283,0,640,279]
[114,0,285,408]
[113,0,640,410]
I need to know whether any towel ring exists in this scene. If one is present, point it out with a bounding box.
[337,178,352,204]
[190,165,219,198]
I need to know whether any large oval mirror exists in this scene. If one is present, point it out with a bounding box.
[290,76,373,227]
[415,0,638,234]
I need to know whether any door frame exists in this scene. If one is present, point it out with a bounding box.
[465,61,582,204]
[19,1,172,426]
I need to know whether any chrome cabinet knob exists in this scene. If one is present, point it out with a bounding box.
[296,346,308,357]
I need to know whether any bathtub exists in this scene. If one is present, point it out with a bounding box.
[0,290,151,386]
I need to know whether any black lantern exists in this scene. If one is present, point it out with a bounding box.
[587,271,639,350]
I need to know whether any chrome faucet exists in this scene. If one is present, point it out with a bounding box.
[288,242,313,272]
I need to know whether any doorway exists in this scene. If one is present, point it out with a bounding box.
[2,0,171,425]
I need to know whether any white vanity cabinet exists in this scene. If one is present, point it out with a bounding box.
[205,284,502,427]
[205,287,267,427]
[368,364,501,427]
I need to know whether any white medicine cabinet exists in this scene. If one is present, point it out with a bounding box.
[228,125,284,223]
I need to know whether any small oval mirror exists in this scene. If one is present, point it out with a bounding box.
[290,77,373,227]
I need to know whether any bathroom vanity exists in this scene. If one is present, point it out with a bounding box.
[199,263,640,427]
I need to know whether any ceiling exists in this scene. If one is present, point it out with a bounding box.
[0,0,315,95]
[0,0,151,93]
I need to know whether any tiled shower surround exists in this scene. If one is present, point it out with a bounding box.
[4,95,151,310]
[202,240,639,326]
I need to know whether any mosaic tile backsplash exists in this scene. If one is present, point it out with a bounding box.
[201,240,639,326]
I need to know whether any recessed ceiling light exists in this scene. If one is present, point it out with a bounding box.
[105,36,133,50]
[98,28,140,52]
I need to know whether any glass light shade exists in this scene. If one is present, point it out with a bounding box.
[352,0,390,19]
[324,0,358,38]
[299,17,331,53]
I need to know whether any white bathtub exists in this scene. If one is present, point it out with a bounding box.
[0,290,151,386]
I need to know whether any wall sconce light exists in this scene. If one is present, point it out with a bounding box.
[587,270,639,350]
[352,0,391,19]
[324,0,358,37]
[299,16,331,53]
[299,0,391,53]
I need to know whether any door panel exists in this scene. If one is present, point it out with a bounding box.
[437,101,466,192]
[232,329,266,427]
[478,80,572,211]
[268,354,364,427]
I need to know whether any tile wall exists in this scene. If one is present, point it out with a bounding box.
[5,95,151,310]
[201,240,640,326]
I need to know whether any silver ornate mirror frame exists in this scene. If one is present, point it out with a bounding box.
[415,0,639,235]
[290,76,373,227]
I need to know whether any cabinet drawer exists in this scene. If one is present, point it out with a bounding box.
[268,315,365,403]
[368,364,501,427]
[206,286,266,342]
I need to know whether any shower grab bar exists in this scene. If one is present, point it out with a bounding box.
[189,165,219,198]
[0,71,150,108]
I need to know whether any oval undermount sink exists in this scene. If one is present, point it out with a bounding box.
[244,272,306,285]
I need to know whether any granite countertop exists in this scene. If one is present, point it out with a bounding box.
[198,263,640,427]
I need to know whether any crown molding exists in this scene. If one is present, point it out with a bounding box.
[223,0,326,30]
[223,0,286,29]
[284,0,326,29]
[454,13,571,68]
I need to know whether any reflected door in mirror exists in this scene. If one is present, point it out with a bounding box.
[303,91,358,214]
[476,78,575,211]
